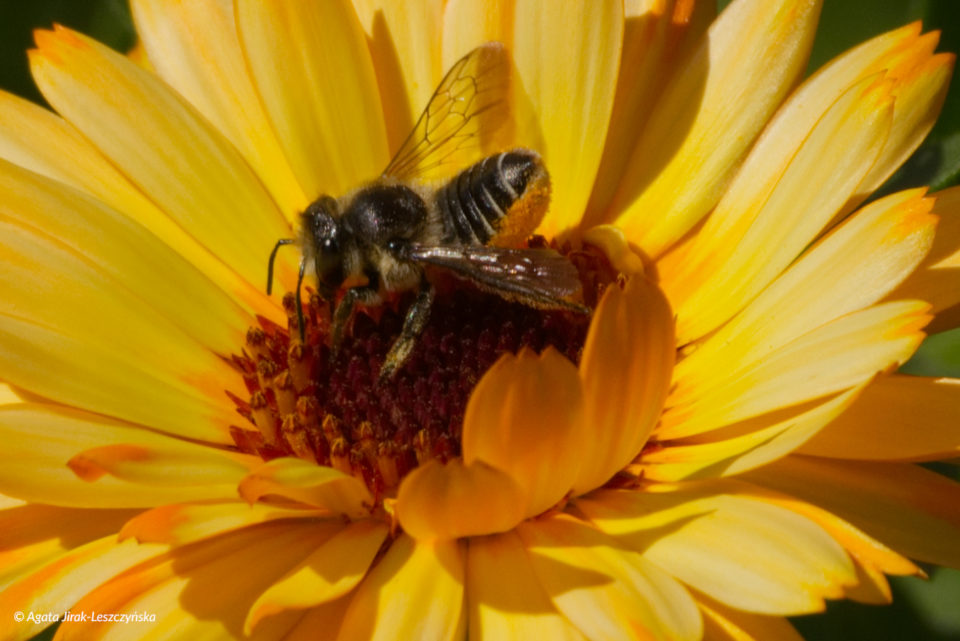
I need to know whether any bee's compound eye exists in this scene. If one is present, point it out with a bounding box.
[386,239,407,254]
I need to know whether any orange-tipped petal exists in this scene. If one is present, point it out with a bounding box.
[612,0,823,256]
[29,26,293,288]
[129,0,307,217]
[744,456,960,568]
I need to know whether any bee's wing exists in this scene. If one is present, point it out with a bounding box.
[408,245,587,312]
[382,43,512,182]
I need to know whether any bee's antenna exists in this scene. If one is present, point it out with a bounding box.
[267,238,296,294]
[295,256,306,341]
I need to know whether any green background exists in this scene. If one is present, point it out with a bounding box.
[1,0,959,639]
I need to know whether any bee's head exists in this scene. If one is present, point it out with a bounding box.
[302,196,347,300]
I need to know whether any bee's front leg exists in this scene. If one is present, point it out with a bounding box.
[380,280,435,381]
[330,284,381,357]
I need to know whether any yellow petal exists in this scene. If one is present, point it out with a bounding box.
[612,0,822,256]
[579,490,856,614]
[67,443,257,491]
[664,74,894,343]
[891,185,960,332]
[0,217,247,414]
[238,458,372,519]
[442,0,624,237]
[855,49,955,203]
[0,504,139,592]
[697,594,804,641]
[29,26,293,288]
[0,92,275,319]
[800,375,960,461]
[641,383,866,482]
[671,189,936,401]
[119,501,325,546]
[0,157,254,362]
[582,225,647,276]
[0,314,239,447]
[337,535,465,641]
[236,0,389,199]
[245,520,387,634]
[0,382,22,405]
[58,521,327,641]
[129,0,308,217]
[744,456,960,568]
[660,301,929,439]
[584,0,717,225]
[517,515,703,641]
[0,536,165,641]
[575,277,675,494]
[396,458,526,540]
[0,404,236,507]
[462,347,585,515]
[466,532,588,641]
[280,597,351,641]
[353,0,445,153]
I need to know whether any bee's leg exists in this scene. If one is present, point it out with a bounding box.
[380,281,435,381]
[330,285,381,356]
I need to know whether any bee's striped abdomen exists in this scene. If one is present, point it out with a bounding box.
[436,149,549,246]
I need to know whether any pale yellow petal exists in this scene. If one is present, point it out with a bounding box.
[238,458,372,519]
[517,515,703,641]
[579,491,856,614]
[396,458,526,540]
[236,0,389,199]
[744,456,960,568]
[462,347,585,516]
[575,277,675,494]
[0,158,254,361]
[660,301,929,439]
[0,536,165,641]
[800,375,960,461]
[0,404,237,508]
[58,521,326,641]
[697,595,804,641]
[0,91,275,319]
[130,0,308,217]
[671,189,936,401]
[891,185,960,332]
[612,0,822,256]
[0,504,138,592]
[0,315,238,448]
[584,0,716,225]
[664,74,894,343]
[442,0,624,237]
[466,532,587,641]
[337,535,465,641]
[246,520,387,634]
[641,384,865,482]
[353,0,444,153]
[67,443,257,489]
[29,26,293,288]
[119,501,326,546]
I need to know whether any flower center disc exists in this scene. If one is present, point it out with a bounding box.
[228,244,615,503]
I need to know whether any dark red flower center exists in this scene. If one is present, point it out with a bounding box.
[227,242,617,501]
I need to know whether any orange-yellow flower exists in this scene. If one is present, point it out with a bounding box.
[0,0,959,640]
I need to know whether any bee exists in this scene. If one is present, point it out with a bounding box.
[268,42,587,379]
